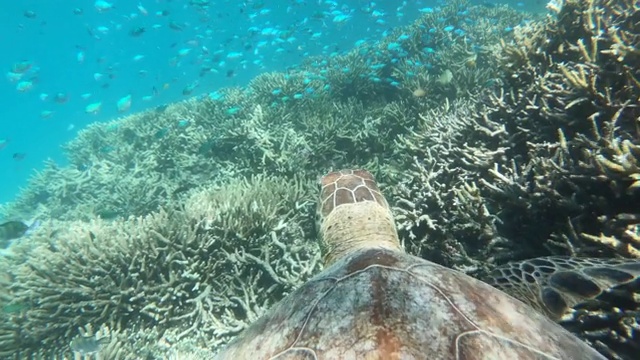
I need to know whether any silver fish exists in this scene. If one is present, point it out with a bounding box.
[69,335,109,354]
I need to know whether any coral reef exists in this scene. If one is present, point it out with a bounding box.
[388,98,504,273]
[0,175,320,358]
[1,1,526,225]
[390,0,640,358]
[484,0,640,259]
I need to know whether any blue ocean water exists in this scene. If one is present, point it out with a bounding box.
[0,0,544,206]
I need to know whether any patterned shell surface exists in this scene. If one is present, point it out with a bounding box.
[214,248,606,360]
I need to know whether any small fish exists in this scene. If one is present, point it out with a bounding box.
[190,0,210,7]
[76,51,85,64]
[0,221,29,248]
[12,153,26,161]
[154,104,168,113]
[182,81,199,95]
[0,138,9,150]
[40,110,55,119]
[168,21,184,31]
[85,101,102,114]
[136,3,148,16]
[129,27,145,37]
[177,48,191,57]
[116,94,132,113]
[53,92,69,104]
[12,60,33,74]
[436,69,453,85]
[412,87,427,97]
[70,335,110,355]
[226,51,243,60]
[16,80,34,92]
[94,0,115,13]
[5,71,22,83]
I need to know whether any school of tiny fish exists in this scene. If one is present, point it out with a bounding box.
[0,0,534,210]
[6,1,429,122]
[2,1,529,140]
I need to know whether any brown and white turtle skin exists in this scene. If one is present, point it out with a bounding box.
[215,169,606,359]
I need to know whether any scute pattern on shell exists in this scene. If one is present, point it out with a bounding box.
[318,169,389,219]
[214,170,606,359]
[215,248,605,359]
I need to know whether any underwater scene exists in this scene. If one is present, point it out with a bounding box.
[0,0,639,359]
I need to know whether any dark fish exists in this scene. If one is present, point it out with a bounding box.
[154,104,168,113]
[70,335,110,355]
[0,221,29,248]
[53,92,69,103]
[12,153,26,161]
[154,127,169,139]
[168,21,184,31]
[129,27,145,37]
[86,26,100,40]
[199,66,212,77]
[189,0,210,7]
[182,81,199,95]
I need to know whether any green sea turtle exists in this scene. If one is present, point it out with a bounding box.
[215,169,639,359]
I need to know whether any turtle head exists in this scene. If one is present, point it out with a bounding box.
[318,169,402,266]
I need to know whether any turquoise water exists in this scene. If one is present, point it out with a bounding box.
[0,0,543,206]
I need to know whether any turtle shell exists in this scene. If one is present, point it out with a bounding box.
[215,169,606,359]
[214,246,605,359]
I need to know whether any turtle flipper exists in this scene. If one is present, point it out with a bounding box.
[488,256,640,320]
[489,257,640,359]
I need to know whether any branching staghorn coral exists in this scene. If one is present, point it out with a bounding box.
[447,1,640,356]
[388,99,505,276]
[481,0,640,261]
[390,68,639,360]
[1,158,178,221]
[0,174,321,358]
